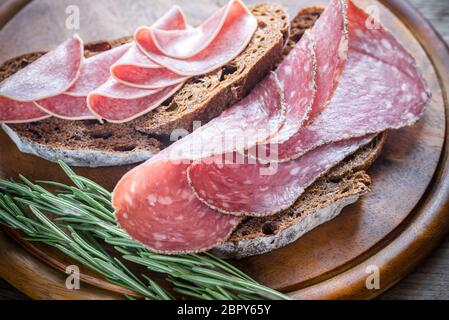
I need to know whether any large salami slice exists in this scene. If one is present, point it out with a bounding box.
[187,136,374,217]
[135,0,257,76]
[113,158,241,254]
[87,82,183,123]
[0,97,50,123]
[0,35,83,102]
[273,0,429,161]
[35,44,131,120]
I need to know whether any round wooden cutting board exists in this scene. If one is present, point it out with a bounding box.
[0,0,448,300]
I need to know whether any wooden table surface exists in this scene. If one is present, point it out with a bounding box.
[0,0,448,300]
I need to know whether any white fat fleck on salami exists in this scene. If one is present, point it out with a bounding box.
[0,36,83,102]
[135,0,257,76]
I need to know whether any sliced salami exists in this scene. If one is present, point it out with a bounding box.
[150,0,247,59]
[306,0,349,123]
[0,97,50,123]
[66,43,131,96]
[273,0,429,161]
[35,44,131,120]
[34,95,94,120]
[111,44,188,89]
[187,136,374,217]
[135,0,257,76]
[113,159,241,254]
[111,6,189,89]
[87,82,183,123]
[165,73,285,161]
[272,31,317,142]
[0,35,83,102]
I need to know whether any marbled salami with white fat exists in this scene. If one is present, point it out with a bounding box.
[87,81,183,123]
[0,97,50,123]
[35,44,131,120]
[113,158,241,254]
[187,136,374,217]
[135,0,257,76]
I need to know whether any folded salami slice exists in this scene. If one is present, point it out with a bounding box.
[274,0,429,161]
[135,0,257,76]
[87,82,183,123]
[0,35,83,102]
[34,95,93,120]
[111,6,189,89]
[165,73,285,161]
[35,44,131,120]
[272,31,317,142]
[111,44,188,89]
[150,0,246,59]
[113,159,241,254]
[0,97,50,123]
[187,136,374,217]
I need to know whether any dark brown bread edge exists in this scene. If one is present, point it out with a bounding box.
[1,4,289,167]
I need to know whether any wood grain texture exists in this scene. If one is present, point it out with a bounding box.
[0,0,448,300]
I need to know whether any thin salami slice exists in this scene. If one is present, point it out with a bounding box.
[165,73,285,161]
[306,0,349,123]
[135,0,257,76]
[35,44,131,120]
[274,0,429,161]
[150,0,245,59]
[0,35,83,102]
[34,95,94,120]
[272,31,317,142]
[87,82,183,123]
[113,159,241,254]
[66,43,131,96]
[187,136,374,217]
[0,97,50,123]
[111,44,188,89]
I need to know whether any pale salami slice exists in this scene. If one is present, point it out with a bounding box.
[273,0,429,161]
[34,95,94,120]
[66,43,131,96]
[0,35,83,102]
[187,136,374,217]
[150,0,246,59]
[35,44,131,120]
[87,82,183,123]
[0,97,50,123]
[112,159,241,254]
[135,0,257,76]
[111,44,188,89]
[90,77,164,100]
[165,73,285,161]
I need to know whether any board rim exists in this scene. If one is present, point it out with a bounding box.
[0,0,448,300]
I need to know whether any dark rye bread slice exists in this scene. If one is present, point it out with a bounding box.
[1,3,289,167]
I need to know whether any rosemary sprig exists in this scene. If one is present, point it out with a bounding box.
[0,161,290,300]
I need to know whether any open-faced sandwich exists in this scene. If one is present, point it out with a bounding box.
[0,0,429,259]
